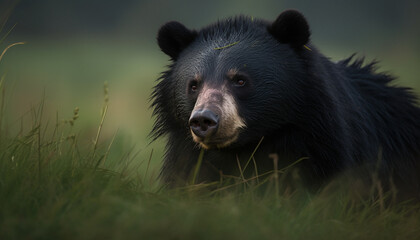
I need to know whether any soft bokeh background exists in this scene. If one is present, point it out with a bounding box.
[1,0,419,170]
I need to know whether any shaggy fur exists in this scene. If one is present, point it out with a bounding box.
[151,10,420,198]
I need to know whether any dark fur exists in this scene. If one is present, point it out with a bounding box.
[151,10,420,198]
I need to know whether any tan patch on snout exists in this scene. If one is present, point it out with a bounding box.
[191,84,246,149]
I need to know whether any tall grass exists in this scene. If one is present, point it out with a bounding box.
[0,44,420,240]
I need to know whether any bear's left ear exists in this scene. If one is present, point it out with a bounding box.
[157,21,198,60]
[268,10,310,49]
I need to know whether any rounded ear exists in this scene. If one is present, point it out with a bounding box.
[268,10,310,49]
[157,21,198,60]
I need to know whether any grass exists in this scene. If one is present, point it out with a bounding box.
[1,38,420,239]
[1,108,420,240]
[1,76,420,240]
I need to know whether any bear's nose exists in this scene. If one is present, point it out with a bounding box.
[189,109,219,139]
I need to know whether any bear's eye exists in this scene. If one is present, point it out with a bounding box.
[233,77,246,87]
[236,79,245,86]
[190,80,198,92]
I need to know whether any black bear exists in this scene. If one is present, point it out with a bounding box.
[151,10,420,197]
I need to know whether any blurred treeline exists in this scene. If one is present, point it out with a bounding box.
[2,0,419,48]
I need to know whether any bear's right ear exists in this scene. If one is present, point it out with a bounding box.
[157,21,197,60]
[268,10,310,49]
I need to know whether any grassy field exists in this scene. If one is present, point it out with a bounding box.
[1,38,420,239]
[1,100,420,240]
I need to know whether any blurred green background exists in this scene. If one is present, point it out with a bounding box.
[1,0,419,170]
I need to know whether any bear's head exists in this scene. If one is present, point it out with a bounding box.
[153,10,311,149]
